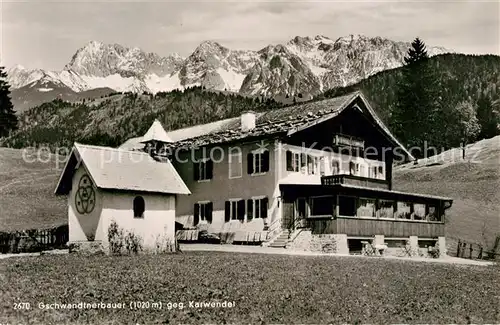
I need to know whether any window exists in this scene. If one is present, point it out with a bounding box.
[341,160,350,174]
[307,155,319,175]
[194,158,213,181]
[229,153,242,178]
[286,151,320,175]
[378,166,384,179]
[225,199,245,222]
[194,202,213,225]
[339,195,356,216]
[378,200,395,219]
[357,198,376,217]
[293,153,300,172]
[247,151,269,174]
[247,197,268,220]
[331,160,340,175]
[426,204,439,221]
[286,150,300,172]
[133,196,145,218]
[310,196,334,216]
[413,203,426,220]
[370,166,378,179]
[296,198,307,218]
[395,202,412,219]
[349,161,362,176]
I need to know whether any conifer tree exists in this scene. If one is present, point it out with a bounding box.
[390,38,439,158]
[476,93,499,139]
[0,66,18,138]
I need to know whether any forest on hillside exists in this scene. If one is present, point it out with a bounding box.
[321,53,500,153]
[0,87,282,150]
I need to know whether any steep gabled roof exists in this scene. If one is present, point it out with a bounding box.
[162,93,359,150]
[119,91,414,161]
[141,119,174,143]
[162,92,414,161]
[55,143,190,195]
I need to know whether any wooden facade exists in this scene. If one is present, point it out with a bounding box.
[280,183,450,239]
[321,174,390,190]
[309,218,445,238]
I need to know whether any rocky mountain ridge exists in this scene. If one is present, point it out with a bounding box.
[7,34,450,110]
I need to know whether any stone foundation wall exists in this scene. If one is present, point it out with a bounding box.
[286,231,348,254]
[287,232,447,259]
[68,241,106,255]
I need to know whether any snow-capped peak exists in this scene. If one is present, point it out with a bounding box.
[7,34,452,101]
[9,64,26,72]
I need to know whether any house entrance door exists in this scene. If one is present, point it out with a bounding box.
[282,198,294,230]
[295,197,307,228]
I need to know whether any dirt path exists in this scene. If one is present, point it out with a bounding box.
[180,244,496,266]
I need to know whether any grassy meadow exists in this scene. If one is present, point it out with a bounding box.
[0,147,66,231]
[1,252,499,324]
[394,136,500,251]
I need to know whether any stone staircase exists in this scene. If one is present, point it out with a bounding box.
[268,230,290,248]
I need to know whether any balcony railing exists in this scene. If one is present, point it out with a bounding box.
[333,134,365,149]
[321,174,389,190]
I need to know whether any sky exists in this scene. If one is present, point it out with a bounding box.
[1,0,499,70]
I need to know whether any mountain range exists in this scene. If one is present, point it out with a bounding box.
[7,34,449,112]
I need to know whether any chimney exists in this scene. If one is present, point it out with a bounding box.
[241,111,256,132]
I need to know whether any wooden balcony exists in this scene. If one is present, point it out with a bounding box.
[333,134,365,149]
[309,217,445,238]
[321,174,389,190]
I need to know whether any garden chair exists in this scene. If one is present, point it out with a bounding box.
[361,241,375,256]
[399,242,412,257]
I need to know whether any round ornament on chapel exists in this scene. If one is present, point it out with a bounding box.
[75,174,96,214]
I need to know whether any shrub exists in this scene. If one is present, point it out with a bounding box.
[108,220,124,255]
[124,232,143,255]
[108,221,143,255]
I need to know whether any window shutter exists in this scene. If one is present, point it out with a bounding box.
[194,203,200,226]
[261,197,268,219]
[262,151,270,172]
[206,159,213,179]
[319,157,325,176]
[237,200,245,221]
[286,150,293,171]
[247,153,254,174]
[193,162,200,181]
[224,201,230,222]
[247,199,253,220]
[206,202,213,224]
[349,161,355,175]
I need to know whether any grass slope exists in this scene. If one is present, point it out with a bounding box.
[0,148,66,231]
[394,136,500,251]
[1,252,499,324]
